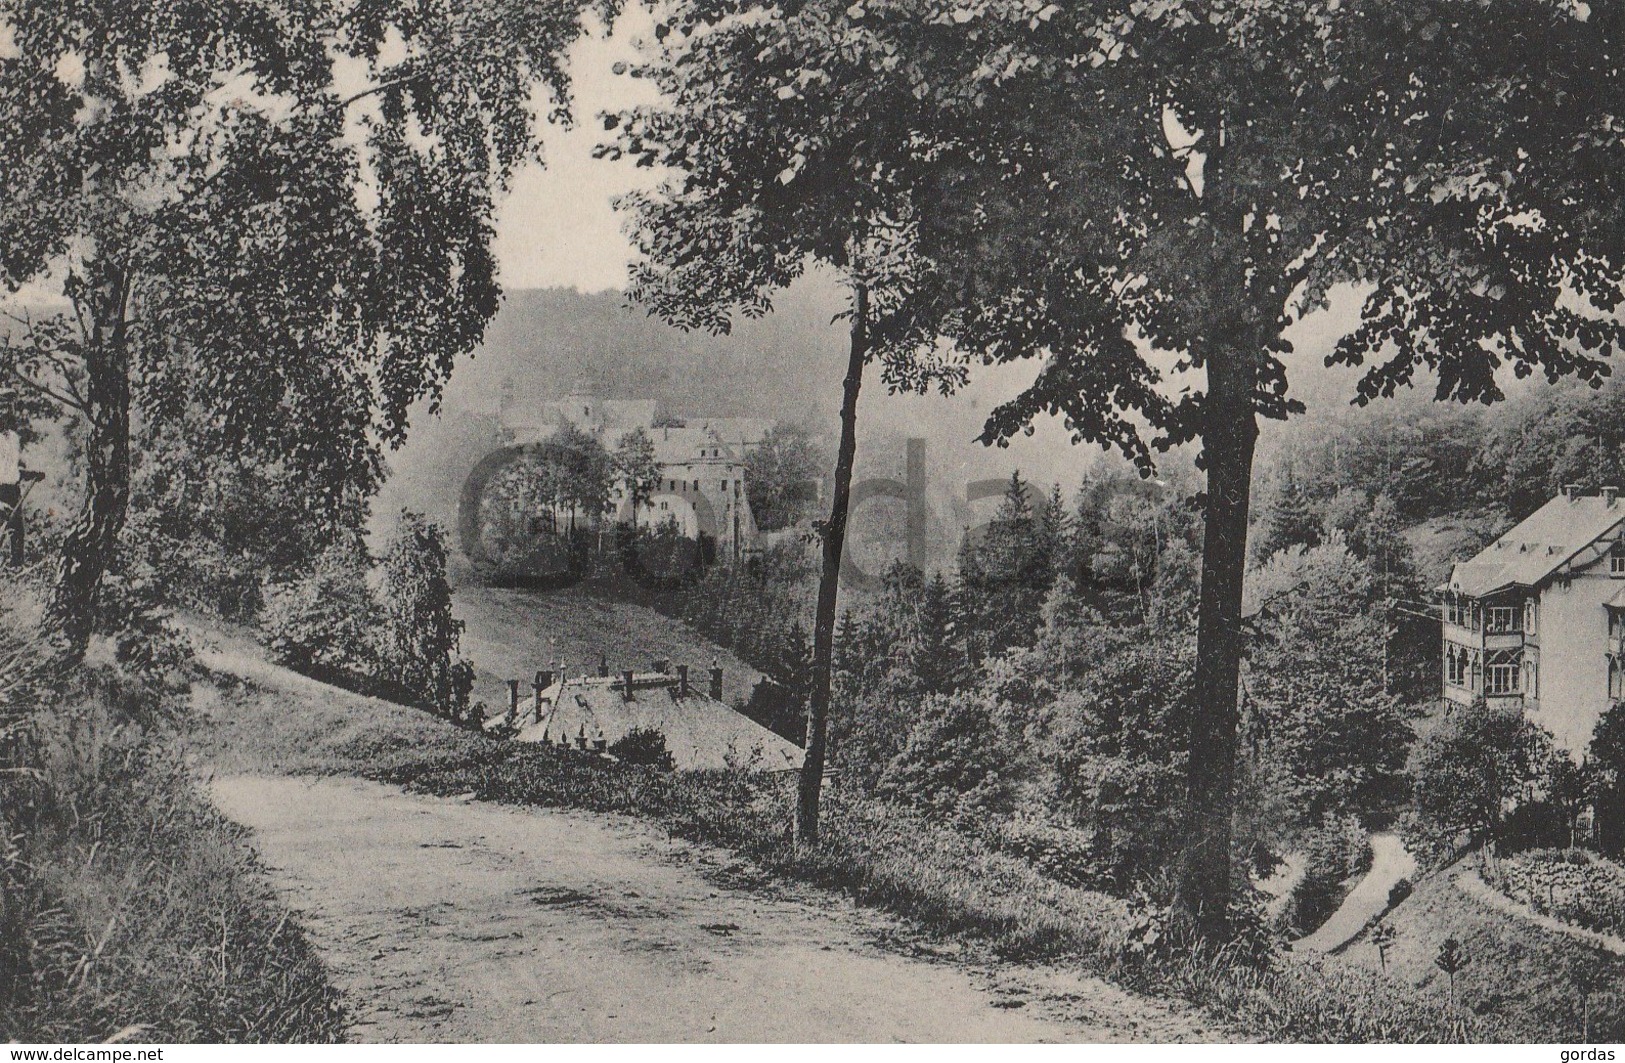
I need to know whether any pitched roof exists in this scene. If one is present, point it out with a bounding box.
[503,672,803,772]
[690,417,774,450]
[652,426,738,466]
[1447,493,1625,597]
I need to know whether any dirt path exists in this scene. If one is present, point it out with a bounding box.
[1296,833,1416,954]
[212,775,1220,1043]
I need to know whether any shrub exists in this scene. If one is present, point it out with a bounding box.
[0,614,343,1042]
[875,691,1013,822]
[1489,849,1625,939]
[608,726,675,770]
[1404,698,1554,863]
[1592,703,1625,857]
[0,569,63,746]
[1286,818,1372,935]
[260,539,383,689]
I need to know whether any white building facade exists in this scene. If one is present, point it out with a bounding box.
[1443,484,1625,754]
[508,396,762,560]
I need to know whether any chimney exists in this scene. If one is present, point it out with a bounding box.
[1564,483,1585,501]
[677,664,690,699]
[1605,486,1619,508]
[507,679,521,720]
[709,659,723,700]
[622,669,635,701]
[599,653,610,678]
[653,658,670,674]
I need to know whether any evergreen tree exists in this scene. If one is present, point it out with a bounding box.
[1256,469,1323,561]
[380,512,474,721]
[959,471,1050,657]
[876,691,1014,822]
[912,572,967,697]
[1038,483,1070,586]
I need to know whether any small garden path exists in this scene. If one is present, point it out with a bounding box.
[1295,833,1416,954]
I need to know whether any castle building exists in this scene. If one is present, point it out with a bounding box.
[505,395,763,560]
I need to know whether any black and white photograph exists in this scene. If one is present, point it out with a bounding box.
[3,0,1625,1048]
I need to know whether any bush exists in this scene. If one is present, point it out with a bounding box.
[1592,703,1625,857]
[1489,849,1625,939]
[1286,818,1372,935]
[260,539,382,688]
[1404,698,1553,863]
[0,569,63,747]
[608,726,675,770]
[0,591,343,1043]
[875,691,1013,822]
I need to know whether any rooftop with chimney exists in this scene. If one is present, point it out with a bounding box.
[488,658,803,772]
[1446,483,1625,598]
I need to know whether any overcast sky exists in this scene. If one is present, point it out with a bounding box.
[490,10,661,293]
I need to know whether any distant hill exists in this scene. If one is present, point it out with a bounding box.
[438,278,852,427]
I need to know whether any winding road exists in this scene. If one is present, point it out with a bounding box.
[212,774,1221,1043]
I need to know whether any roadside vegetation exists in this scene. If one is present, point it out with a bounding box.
[0,570,344,1043]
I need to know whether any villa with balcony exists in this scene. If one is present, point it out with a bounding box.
[1443,484,1625,754]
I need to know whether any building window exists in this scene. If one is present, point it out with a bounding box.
[1485,649,1521,696]
[1612,541,1625,576]
[1445,646,1468,688]
[1613,655,1625,700]
[1484,606,1520,634]
[1445,594,1479,629]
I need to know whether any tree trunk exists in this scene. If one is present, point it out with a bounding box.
[1175,336,1259,939]
[49,289,132,659]
[795,283,868,848]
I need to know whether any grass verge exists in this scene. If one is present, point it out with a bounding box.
[1,695,346,1042]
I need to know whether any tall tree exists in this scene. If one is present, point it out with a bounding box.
[608,9,964,845]
[658,0,1625,935]
[615,426,661,531]
[743,422,826,531]
[0,0,596,653]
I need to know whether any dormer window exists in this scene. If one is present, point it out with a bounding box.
[1611,540,1625,577]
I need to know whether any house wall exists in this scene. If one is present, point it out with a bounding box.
[624,459,759,557]
[1534,566,1617,754]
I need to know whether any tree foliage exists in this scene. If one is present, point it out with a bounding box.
[1244,541,1416,840]
[607,0,1625,930]
[1406,698,1555,862]
[614,426,661,527]
[0,0,598,649]
[379,511,474,720]
[743,422,826,531]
